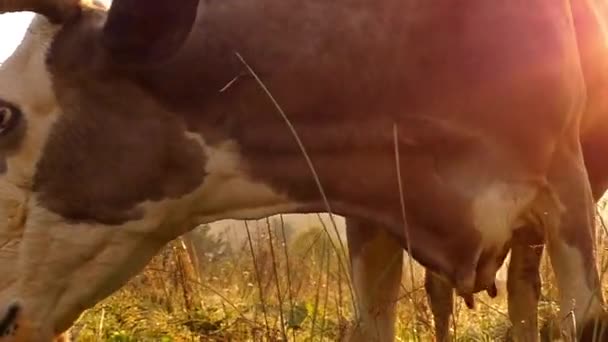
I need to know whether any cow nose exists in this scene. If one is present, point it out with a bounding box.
[0,302,20,338]
[0,301,52,341]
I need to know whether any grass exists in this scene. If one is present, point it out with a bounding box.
[66,205,608,341]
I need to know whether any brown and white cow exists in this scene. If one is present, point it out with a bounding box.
[0,0,607,341]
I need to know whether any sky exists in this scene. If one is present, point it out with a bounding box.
[0,0,112,62]
[0,12,34,62]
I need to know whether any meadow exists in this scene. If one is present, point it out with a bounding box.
[66,200,608,342]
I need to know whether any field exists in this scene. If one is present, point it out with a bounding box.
[66,201,608,342]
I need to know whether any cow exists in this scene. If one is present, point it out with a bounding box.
[0,2,536,341]
[0,0,607,341]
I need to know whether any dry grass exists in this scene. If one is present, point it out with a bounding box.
[67,203,608,341]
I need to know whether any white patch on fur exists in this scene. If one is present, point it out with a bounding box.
[464,183,537,293]
[0,16,61,186]
[0,179,26,291]
[185,135,299,223]
[0,16,61,297]
[471,183,536,248]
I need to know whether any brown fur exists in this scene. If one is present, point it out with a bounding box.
[33,8,207,225]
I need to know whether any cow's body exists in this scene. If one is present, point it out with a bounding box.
[0,0,606,341]
[402,1,608,340]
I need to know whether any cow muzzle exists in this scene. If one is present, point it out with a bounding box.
[0,303,19,338]
[0,302,56,342]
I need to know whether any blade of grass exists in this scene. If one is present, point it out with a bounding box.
[279,214,298,341]
[310,236,329,341]
[393,123,420,340]
[265,217,287,340]
[245,221,271,340]
[235,51,358,319]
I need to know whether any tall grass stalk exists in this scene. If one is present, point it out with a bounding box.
[245,221,271,340]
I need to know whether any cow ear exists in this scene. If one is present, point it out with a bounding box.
[101,0,199,65]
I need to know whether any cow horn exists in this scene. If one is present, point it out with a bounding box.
[102,0,200,65]
[0,0,81,23]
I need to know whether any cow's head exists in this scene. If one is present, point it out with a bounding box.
[0,0,299,340]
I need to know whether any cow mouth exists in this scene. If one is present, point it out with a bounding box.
[0,302,20,338]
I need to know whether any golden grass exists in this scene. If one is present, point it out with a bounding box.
[66,203,608,341]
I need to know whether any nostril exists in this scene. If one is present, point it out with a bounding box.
[0,302,20,337]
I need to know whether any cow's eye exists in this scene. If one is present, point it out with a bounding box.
[0,105,21,136]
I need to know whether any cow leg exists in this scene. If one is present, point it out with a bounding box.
[54,330,70,342]
[543,146,607,340]
[506,228,544,342]
[424,270,453,342]
[345,217,403,342]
